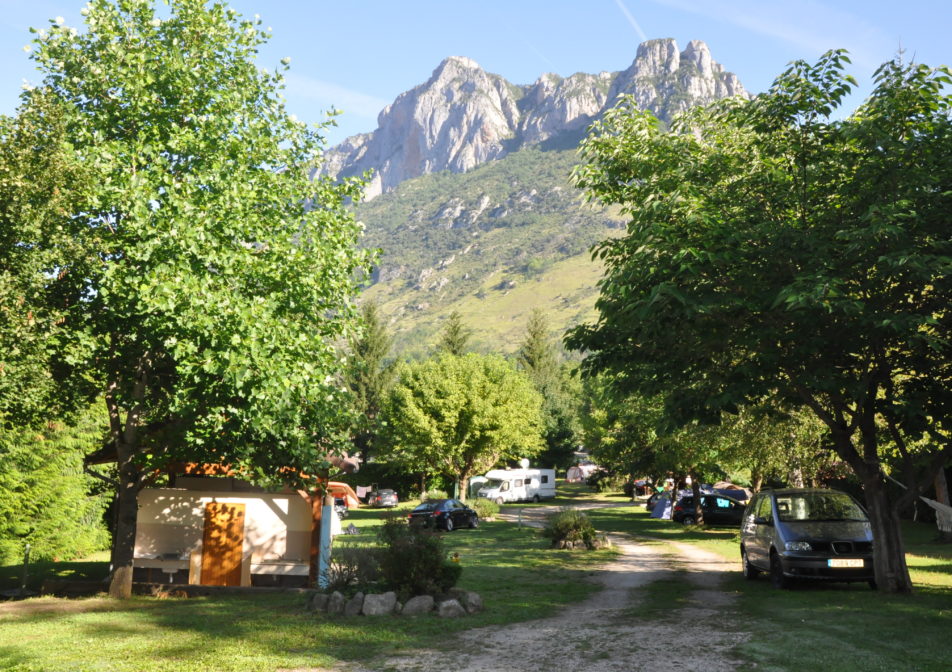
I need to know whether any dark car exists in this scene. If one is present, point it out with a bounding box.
[367,488,399,508]
[740,488,875,589]
[673,494,745,526]
[407,498,478,532]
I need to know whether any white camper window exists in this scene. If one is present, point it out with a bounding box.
[541,475,549,483]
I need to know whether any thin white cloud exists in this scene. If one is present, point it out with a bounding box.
[614,0,649,42]
[647,0,885,70]
[284,72,390,120]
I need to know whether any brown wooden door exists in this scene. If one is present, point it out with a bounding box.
[200,502,245,586]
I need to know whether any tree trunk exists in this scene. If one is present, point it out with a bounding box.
[108,440,142,599]
[690,473,703,525]
[935,469,952,542]
[862,473,913,593]
[459,474,470,502]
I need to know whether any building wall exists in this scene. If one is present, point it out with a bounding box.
[134,480,312,563]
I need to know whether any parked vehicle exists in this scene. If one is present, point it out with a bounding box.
[334,497,348,519]
[366,488,399,508]
[408,499,478,531]
[740,488,875,589]
[476,468,556,504]
[673,494,745,526]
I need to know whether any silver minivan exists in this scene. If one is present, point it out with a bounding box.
[740,488,875,589]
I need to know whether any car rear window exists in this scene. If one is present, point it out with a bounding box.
[412,501,440,512]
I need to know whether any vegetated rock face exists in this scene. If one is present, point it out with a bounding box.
[319,38,747,199]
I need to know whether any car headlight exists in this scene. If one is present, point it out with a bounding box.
[785,541,812,551]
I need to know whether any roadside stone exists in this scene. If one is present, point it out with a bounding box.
[447,588,483,614]
[344,591,365,617]
[362,591,397,616]
[326,590,346,615]
[437,598,466,618]
[307,592,330,612]
[401,594,434,616]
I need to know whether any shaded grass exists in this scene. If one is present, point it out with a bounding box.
[0,519,608,672]
[0,551,110,593]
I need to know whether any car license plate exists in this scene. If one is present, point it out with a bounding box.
[828,558,864,568]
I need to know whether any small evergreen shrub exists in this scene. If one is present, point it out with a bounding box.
[376,516,461,599]
[470,498,499,520]
[323,544,381,593]
[542,508,606,550]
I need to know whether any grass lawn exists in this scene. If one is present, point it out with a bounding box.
[0,514,609,672]
[587,498,952,672]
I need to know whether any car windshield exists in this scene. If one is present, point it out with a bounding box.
[484,479,505,489]
[775,492,868,522]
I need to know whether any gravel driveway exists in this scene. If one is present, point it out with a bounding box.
[350,504,751,672]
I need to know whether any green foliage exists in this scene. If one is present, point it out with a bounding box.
[381,353,545,491]
[375,516,461,598]
[423,488,449,501]
[436,310,471,355]
[542,509,601,549]
[470,498,500,520]
[8,1,376,594]
[346,302,396,461]
[568,49,952,592]
[0,406,110,563]
[586,469,626,493]
[323,543,382,594]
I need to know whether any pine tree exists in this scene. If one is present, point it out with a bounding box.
[437,310,471,355]
[347,302,395,461]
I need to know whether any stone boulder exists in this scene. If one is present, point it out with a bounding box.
[362,591,398,616]
[326,591,346,615]
[307,592,330,612]
[344,591,365,617]
[401,594,435,616]
[448,589,484,614]
[437,598,466,618]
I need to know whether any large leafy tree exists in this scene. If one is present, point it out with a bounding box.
[567,51,952,593]
[12,0,373,597]
[382,353,544,498]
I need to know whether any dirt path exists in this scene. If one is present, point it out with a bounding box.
[352,505,751,672]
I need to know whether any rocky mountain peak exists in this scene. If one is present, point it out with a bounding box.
[321,39,747,199]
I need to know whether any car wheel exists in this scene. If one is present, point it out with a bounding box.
[770,552,789,589]
[532,494,540,503]
[494,497,503,505]
[444,517,454,532]
[868,579,877,590]
[682,515,695,525]
[470,514,479,529]
[742,548,759,581]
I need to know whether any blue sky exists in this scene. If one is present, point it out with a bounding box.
[2,0,949,146]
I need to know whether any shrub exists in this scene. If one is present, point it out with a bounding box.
[470,498,499,520]
[323,544,381,594]
[376,517,461,599]
[542,508,605,550]
[423,488,449,501]
[586,469,626,493]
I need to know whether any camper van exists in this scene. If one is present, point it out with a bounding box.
[477,468,556,503]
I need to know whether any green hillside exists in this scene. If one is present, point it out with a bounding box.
[355,145,624,356]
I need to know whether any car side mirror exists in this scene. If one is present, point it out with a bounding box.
[753,516,772,526]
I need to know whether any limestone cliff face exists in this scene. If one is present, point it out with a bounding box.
[320,39,747,199]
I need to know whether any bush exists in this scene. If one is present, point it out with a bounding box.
[542,508,605,550]
[376,517,461,599]
[423,488,449,501]
[586,469,626,493]
[470,498,499,520]
[322,544,381,594]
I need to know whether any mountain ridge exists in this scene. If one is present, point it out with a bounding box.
[320,38,748,200]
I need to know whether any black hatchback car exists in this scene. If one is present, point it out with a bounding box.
[408,499,478,532]
[673,494,745,526]
[740,488,875,589]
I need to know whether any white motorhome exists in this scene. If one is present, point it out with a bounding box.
[477,468,556,503]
